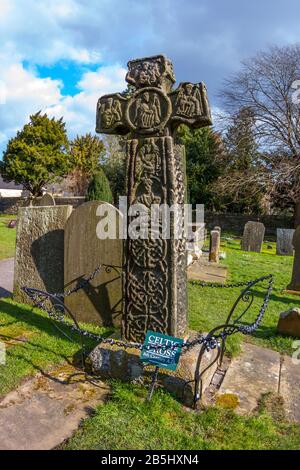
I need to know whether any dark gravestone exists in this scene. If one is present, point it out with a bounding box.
[34,193,56,207]
[96,55,212,342]
[287,226,300,291]
[241,221,265,253]
[276,228,294,256]
[14,206,72,304]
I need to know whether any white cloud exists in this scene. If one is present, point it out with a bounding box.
[0,61,126,154]
[0,0,100,66]
[45,64,126,136]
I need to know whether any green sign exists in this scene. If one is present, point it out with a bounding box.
[141,331,183,371]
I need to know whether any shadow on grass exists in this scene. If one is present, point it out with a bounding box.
[0,299,102,376]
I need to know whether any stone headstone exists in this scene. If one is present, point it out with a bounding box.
[277,307,300,337]
[276,228,294,256]
[64,201,123,327]
[14,205,73,303]
[214,226,221,235]
[209,230,220,263]
[241,221,265,253]
[287,226,300,291]
[36,193,56,206]
[96,54,212,342]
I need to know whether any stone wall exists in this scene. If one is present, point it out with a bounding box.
[0,197,293,237]
[0,196,86,214]
[204,212,294,237]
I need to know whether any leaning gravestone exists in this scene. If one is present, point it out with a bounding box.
[287,226,300,292]
[241,221,265,253]
[64,201,123,327]
[14,205,73,304]
[35,193,56,207]
[96,54,212,342]
[276,228,294,256]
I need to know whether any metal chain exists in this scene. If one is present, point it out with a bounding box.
[24,271,273,354]
[190,277,268,289]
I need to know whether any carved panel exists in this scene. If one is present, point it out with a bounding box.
[96,93,128,134]
[126,88,172,134]
[126,54,176,91]
[123,136,187,342]
[169,82,212,128]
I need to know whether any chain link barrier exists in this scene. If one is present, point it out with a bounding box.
[22,265,273,355]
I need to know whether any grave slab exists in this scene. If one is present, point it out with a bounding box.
[217,343,281,415]
[187,256,228,283]
[280,355,300,422]
[0,366,109,450]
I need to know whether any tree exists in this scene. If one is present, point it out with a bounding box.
[213,108,265,213]
[86,169,113,203]
[67,134,105,195]
[176,125,224,208]
[219,44,300,222]
[0,112,71,196]
[101,135,126,204]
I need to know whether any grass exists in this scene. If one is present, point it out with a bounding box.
[0,298,111,398]
[62,381,300,450]
[0,215,16,260]
[188,234,298,356]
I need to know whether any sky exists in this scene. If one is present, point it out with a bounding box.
[0,0,300,156]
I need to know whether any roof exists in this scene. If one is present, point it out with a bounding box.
[0,176,24,190]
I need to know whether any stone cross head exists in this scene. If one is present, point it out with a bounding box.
[96,54,212,138]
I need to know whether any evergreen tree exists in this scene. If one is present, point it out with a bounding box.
[86,169,113,203]
[0,112,71,196]
[67,133,105,195]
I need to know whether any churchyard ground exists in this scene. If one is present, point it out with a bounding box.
[0,230,300,449]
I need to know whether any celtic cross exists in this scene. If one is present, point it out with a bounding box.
[96,55,212,342]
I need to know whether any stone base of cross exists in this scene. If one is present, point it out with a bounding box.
[96,55,212,342]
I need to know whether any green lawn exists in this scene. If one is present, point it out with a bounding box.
[188,235,298,356]
[0,299,111,398]
[62,381,300,450]
[0,215,16,260]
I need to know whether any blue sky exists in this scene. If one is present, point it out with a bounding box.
[0,0,300,155]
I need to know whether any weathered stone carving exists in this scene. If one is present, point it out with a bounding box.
[96,54,212,342]
[96,94,127,134]
[126,55,175,90]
